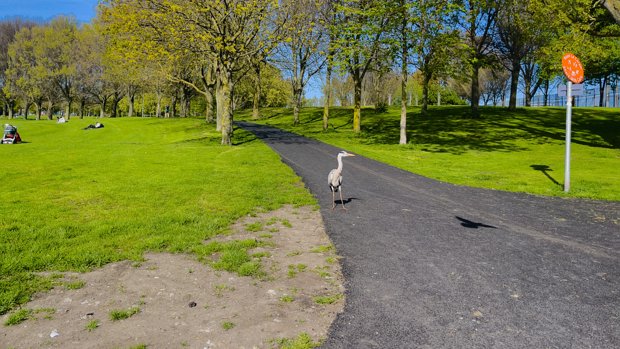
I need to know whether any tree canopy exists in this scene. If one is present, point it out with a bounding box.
[0,0,618,143]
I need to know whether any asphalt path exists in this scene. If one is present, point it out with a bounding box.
[238,122,620,349]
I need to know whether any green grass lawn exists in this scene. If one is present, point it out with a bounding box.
[0,117,315,315]
[239,105,620,201]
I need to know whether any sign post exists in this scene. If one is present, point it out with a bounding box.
[561,53,584,193]
[565,81,573,192]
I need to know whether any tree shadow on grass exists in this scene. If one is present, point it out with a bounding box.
[511,108,620,149]
[360,106,529,154]
[355,106,620,154]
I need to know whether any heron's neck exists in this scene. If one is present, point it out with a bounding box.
[337,155,344,171]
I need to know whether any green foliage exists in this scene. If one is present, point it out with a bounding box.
[245,222,264,232]
[272,333,321,349]
[287,264,307,278]
[85,319,100,332]
[280,295,295,303]
[222,321,235,330]
[64,280,86,290]
[199,239,267,277]
[213,284,235,298]
[313,294,343,305]
[280,219,292,228]
[127,345,147,349]
[109,306,140,321]
[4,309,31,326]
[0,117,314,315]
[310,245,334,253]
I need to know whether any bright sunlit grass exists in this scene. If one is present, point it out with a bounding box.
[239,105,620,201]
[0,116,315,315]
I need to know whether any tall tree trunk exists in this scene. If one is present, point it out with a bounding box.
[399,31,408,145]
[524,77,532,107]
[36,102,42,120]
[111,94,121,118]
[24,102,30,120]
[543,80,549,107]
[600,76,608,107]
[205,89,215,123]
[7,100,14,119]
[156,92,162,118]
[46,100,53,120]
[203,63,217,123]
[471,63,480,117]
[79,99,85,119]
[252,63,261,120]
[216,89,223,131]
[217,69,234,145]
[422,73,431,116]
[100,99,106,118]
[323,51,333,131]
[180,94,189,117]
[508,58,520,111]
[170,96,177,118]
[293,86,302,125]
[353,70,362,133]
[128,94,135,117]
[64,99,71,120]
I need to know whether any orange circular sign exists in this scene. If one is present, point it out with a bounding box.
[562,53,584,84]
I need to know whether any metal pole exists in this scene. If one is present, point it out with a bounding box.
[564,81,572,192]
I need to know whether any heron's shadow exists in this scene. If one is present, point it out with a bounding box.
[456,216,497,229]
[334,198,359,205]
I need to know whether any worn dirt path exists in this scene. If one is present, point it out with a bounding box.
[0,206,344,348]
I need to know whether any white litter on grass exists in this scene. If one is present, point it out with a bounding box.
[50,329,59,338]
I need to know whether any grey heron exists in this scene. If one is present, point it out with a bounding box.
[328,150,355,210]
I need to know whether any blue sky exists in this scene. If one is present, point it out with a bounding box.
[0,0,98,23]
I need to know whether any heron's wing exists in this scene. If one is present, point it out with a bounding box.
[328,169,342,189]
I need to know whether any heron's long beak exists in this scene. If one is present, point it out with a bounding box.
[347,154,356,157]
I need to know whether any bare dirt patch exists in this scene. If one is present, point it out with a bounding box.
[0,205,344,348]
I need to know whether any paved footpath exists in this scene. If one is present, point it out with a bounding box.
[238,122,620,349]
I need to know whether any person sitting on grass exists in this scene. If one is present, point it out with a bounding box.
[83,122,104,130]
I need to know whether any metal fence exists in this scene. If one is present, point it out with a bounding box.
[518,86,620,108]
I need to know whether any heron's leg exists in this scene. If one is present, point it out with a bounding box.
[339,188,347,211]
[331,189,336,210]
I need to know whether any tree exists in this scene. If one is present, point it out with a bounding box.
[583,37,620,107]
[34,17,78,119]
[396,0,410,144]
[0,19,36,117]
[102,0,285,145]
[457,0,497,116]
[531,0,619,100]
[4,25,48,120]
[332,0,390,132]
[320,0,338,131]
[274,0,326,125]
[76,23,124,118]
[411,0,463,115]
[477,66,508,105]
[495,0,540,110]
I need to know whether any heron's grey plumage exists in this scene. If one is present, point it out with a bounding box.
[328,151,355,210]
